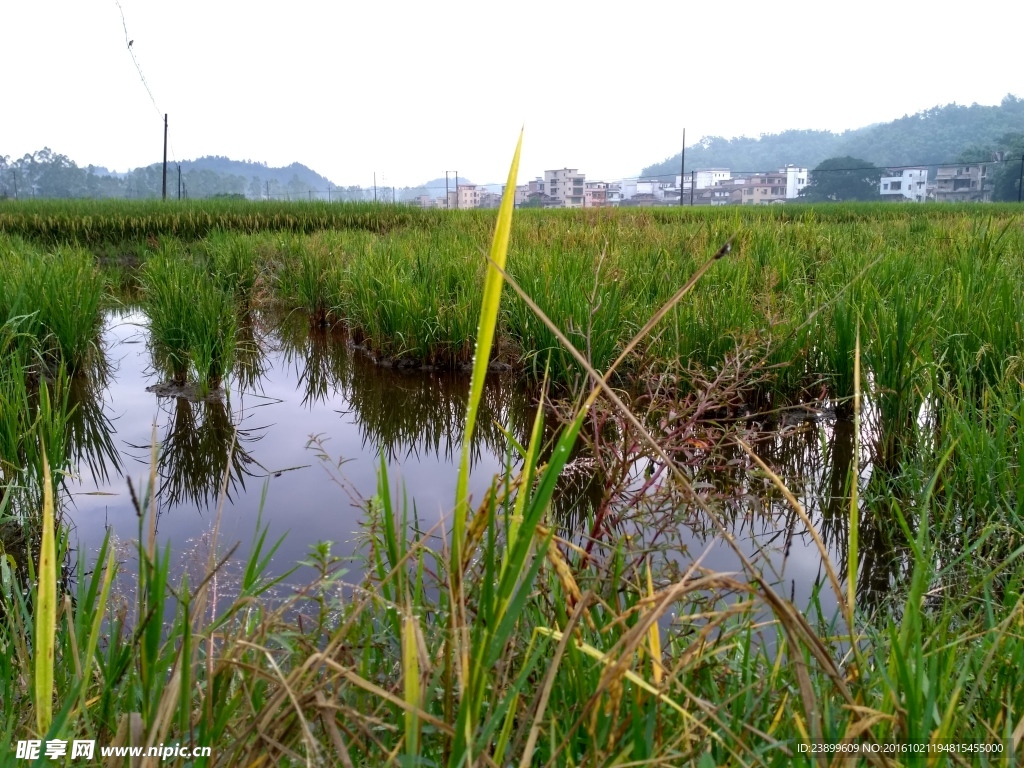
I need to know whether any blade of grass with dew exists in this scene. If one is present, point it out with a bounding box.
[35,450,56,735]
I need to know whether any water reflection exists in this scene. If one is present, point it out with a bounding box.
[272,312,532,465]
[64,308,936,617]
[232,312,270,394]
[125,395,266,513]
[65,357,122,486]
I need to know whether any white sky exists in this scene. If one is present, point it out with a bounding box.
[4,1,1021,187]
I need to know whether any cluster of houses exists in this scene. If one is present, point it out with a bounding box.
[407,162,996,209]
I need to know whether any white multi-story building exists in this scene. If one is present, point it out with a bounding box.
[544,168,586,208]
[780,166,808,199]
[880,168,928,202]
[695,168,731,189]
[606,182,623,206]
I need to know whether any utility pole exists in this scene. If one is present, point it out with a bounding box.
[445,172,450,209]
[328,185,332,203]
[11,170,17,200]
[373,173,377,203]
[455,171,459,209]
[177,165,181,200]
[392,186,395,204]
[1019,154,1023,203]
[265,180,270,200]
[162,114,168,201]
[690,170,695,206]
[678,128,685,207]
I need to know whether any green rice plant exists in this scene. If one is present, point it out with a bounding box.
[0,199,436,245]
[271,233,345,326]
[861,273,935,472]
[203,230,263,300]
[340,230,483,364]
[141,247,239,394]
[0,241,104,372]
[0,332,73,521]
[505,246,634,382]
[814,273,869,417]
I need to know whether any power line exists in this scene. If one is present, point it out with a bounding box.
[115,2,162,119]
[114,1,176,163]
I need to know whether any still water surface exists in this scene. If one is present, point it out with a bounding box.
[65,309,852,613]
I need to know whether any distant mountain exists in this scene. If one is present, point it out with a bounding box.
[0,149,363,200]
[641,94,1024,178]
[141,156,343,200]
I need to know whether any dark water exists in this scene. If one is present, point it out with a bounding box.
[63,309,863,614]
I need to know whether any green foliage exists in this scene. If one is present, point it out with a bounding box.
[642,93,1024,176]
[0,239,104,371]
[0,199,432,245]
[141,248,239,394]
[800,157,883,202]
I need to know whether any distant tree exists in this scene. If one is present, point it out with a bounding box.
[800,157,882,202]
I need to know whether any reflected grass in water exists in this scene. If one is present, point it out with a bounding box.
[126,396,266,513]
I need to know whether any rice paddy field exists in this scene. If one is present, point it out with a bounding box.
[1,195,1024,766]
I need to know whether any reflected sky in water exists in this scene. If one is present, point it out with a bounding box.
[66,309,515,581]
[63,309,869,616]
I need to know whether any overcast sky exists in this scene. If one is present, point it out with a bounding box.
[4,1,1021,187]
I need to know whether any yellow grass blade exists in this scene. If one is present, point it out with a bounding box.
[646,558,664,685]
[35,451,57,735]
[454,129,523,553]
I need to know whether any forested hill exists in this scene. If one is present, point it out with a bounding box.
[641,94,1024,177]
[173,157,336,193]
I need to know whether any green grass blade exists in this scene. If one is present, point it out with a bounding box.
[453,129,523,551]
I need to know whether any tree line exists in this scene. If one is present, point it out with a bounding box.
[0,149,375,202]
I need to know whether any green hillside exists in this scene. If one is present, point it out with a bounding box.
[642,94,1024,178]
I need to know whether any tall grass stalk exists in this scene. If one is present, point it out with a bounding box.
[33,451,56,735]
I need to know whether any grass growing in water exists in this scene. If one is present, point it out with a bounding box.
[141,247,239,394]
[0,238,104,372]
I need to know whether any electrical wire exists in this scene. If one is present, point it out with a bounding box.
[115,1,176,163]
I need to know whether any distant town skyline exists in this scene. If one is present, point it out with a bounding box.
[5,1,1022,187]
